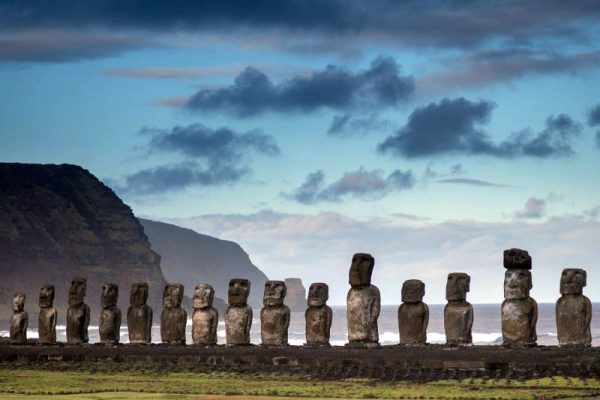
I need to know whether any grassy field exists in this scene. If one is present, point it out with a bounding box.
[1,368,599,399]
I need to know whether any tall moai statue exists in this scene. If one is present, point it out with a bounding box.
[10,292,28,344]
[99,283,121,345]
[192,284,219,345]
[261,280,290,346]
[501,248,537,347]
[346,253,380,347]
[556,268,592,347]
[38,285,57,344]
[127,282,153,344]
[398,280,428,345]
[444,273,473,346]
[161,284,187,344]
[66,277,90,344]
[225,279,253,346]
[305,283,332,347]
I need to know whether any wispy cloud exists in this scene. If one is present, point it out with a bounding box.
[436,178,510,187]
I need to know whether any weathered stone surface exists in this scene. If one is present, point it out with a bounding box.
[225,279,252,346]
[66,278,90,344]
[444,273,473,345]
[501,265,537,346]
[192,284,218,345]
[38,284,57,344]
[127,282,153,344]
[503,248,532,270]
[9,292,28,344]
[305,283,332,346]
[284,278,306,312]
[261,281,290,346]
[0,163,166,323]
[160,284,187,344]
[346,253,380,345]
[99,283,121,345]
[398,280,428,345]
[556,268,591,347]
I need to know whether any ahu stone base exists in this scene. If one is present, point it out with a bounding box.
[1,343,600,381]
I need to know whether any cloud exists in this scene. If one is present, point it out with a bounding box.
[0,30,152,63]
[185,56,414,116]
[515,197,546,219]
[2,1,600,63]
[282,168,415,204]
[421,49,600,93]
[436,178,510,187]
[113,123,279,195]
[378,98,582,158]
[589,104,600,148]
[148,96,189,107]
[164,210,600,305]
[327,113,394,136]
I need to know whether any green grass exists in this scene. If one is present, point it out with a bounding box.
[0,367,599,399]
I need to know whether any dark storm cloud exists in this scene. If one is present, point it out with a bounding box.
[378,98,582,159]
[3,1,599,62]
[115,162,247,195]
[143,123,280,161]
[282,168,415,204]
[185,57,414,117]
[422,49,600,93]
[589,104,600,127]
[114,123,279,195]
[327,113,394,136]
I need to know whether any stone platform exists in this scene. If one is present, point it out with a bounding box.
[1,343,599,381]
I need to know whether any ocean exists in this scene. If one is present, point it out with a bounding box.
[3,303,600,346]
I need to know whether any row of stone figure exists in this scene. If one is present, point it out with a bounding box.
[8,248,592,347]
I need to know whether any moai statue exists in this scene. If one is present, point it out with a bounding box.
[225,279,253,346]
[66,277,90,344]
[99,283,121,345]
[10,292,28,344]
[501,248,537,347]
[192,284,219,345]
[346,253,380,347]
[398,280,428,345]
[38,285,57,344]
[160,284,187,344]
[261,280,290,346]
[305,283,333,347]
[444,273,473,346]
[556,268,592,347]
[127,282,153,344]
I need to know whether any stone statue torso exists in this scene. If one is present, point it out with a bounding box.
[346,284,380,343]
[305,305,332,344]
[10,311,28,344]
[398,302,428,344]
[261,305,290,345]
[556,295,591,346]
[160,307,187,344]
[99,307,121,344]
[127,304,153,343]
[192,308,219,345]
[66,303,90,344]
[225,305,252,345]
[444,302,473,344]
[501,297,537,344]
[38,307,57,344]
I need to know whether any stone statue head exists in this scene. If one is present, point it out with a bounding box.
[68,277,87,306]
[39,284,55,308]
[264,280,286,306]
[130,282,148,307]
[446,273,470,301]
[228,278,250,306]
[503,248,532,270]
[13,292,25,312]
[560,268,586,295]
[307,283,329,307]
[402,279,425,303]
[504,269,532,300]
[348,253,375,287]
[101,283,119,309]
[163,284,184,308]
[193,284,215,309]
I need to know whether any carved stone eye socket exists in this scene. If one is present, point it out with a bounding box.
[518,272,525,278]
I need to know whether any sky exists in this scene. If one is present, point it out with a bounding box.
[1,1,600,305]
